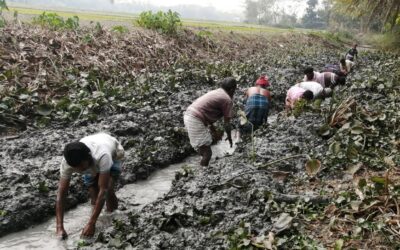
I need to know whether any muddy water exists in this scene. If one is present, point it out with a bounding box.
[0,132,239,250]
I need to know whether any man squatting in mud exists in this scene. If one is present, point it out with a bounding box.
[184,77,237,166]
[56,133,124,238]
[285,85,314,110]
[242,74,271,132]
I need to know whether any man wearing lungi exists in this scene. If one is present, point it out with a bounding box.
[184,77,237,166]
[243,75,271,130]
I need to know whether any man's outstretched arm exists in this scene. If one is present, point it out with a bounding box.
[56,178,70,239]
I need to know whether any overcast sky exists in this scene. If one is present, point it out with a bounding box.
[117,0,245,14]
[117,0,307,15]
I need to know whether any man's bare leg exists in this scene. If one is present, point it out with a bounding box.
[198,145,212,166]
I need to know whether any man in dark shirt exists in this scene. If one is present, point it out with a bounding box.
[346,43,358,62]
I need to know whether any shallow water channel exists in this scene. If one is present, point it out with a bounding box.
[0,132,239,250]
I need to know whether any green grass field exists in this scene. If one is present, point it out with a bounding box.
[6,4,302,34]
[7,5,137,22]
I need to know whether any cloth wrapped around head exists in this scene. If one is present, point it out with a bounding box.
[256,73,270,87]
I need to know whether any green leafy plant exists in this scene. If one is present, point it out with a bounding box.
[199,216,211,225]
[33,12,79,30]
[38,181,49,193]
[0,0,8,27]
[77,239,90,247]
[82,34,93,44]
[94,21,103,35]
[292,99,308,117]
[112,25,128,34]
[0,0,7,13]
[113,219,126,231]
[136,10,182,35]
[65,15,79,30]
[197,30,213,38]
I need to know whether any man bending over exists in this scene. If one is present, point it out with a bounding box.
[56,133,124,238]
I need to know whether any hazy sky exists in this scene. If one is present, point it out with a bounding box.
[117,0,308,16]
[117,0,245,14]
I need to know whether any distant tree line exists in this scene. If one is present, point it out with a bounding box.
[7,0,239,22]
[244,0,331,29]
[245,0,400,33]
[333,0,400,33]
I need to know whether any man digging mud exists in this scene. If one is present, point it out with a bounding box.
[56,133,124,239]
[184,77,237,166]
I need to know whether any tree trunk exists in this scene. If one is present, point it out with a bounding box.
[365,0,384,32]
[388,1,400,32]
[382,0,397,32]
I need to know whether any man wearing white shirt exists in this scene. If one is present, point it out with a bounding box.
[56,133,124,239]
[296,81,331,98]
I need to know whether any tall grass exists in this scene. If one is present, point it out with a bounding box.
[366,32,400,52]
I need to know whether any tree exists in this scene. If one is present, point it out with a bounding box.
[318,0,333,27]
[278,11,298,28]
[0,0,8,14]
[244,0,259,23]
[334,0,400,32]
[243,0,302,28]
[302,0,323,28]
[0,0,8,27]
[258,0,277,25]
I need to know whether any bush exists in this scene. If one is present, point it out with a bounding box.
[33,12,79,30]
[373,32,400,52]
[0,0,7,14]
[0,0,8,28]
[0,17,5,28]
[136,10,181,35]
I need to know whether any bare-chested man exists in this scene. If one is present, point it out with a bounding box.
[243,75,271,129]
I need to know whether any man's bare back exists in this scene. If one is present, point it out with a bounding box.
[246,86,271,100]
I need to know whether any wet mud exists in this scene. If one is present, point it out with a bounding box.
[0,24,343,238]
[0,132,237,249]
[0,106,194,237]
[71,52,399,249]
[3,21,398,249]
[82,112,329,249]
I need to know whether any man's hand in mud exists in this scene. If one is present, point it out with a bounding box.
[81,223,95,237]
[56,227,68,240]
